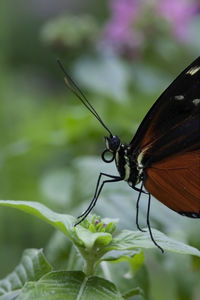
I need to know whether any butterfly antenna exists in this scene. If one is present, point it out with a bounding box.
[57,58,113,137]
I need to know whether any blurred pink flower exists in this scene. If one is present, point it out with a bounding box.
[100,0,199,58]
[157,0,198,40]
[101,0,142,56]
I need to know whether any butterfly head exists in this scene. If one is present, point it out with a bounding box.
[105,135,121,152]
[102,135,121,163]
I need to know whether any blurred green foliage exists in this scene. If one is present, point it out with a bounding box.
[0,1,200,299]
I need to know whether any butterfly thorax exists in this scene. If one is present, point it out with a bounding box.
[103,136,142,187]
[115,144,142,187]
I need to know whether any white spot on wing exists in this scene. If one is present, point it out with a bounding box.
[174,95,184,100]
[192,99,200,106]
[186,66,200,75]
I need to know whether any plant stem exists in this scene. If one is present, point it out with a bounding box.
[83,259,97,276]
[77,246,101,276]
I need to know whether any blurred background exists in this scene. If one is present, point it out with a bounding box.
[0,0,200,299]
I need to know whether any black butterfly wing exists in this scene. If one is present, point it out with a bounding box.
[129,57,200,216]
[142,113,200,167]
[130,56,200,163]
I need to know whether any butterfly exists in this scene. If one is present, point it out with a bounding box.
[57,57,200,252]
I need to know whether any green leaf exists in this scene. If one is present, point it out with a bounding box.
[0,200,75,239]
[1,201,199,258]
[0,249,52,300]
[109,229,200,256]
[19,271,123,300]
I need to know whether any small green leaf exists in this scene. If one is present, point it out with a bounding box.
[88,223,96,233]
[105,222,117,234]
[75,226,112,249]
[0,249,52,300]
[19,271,123,300]
[109,229,200,256]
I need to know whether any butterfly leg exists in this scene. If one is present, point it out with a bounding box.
[77,172,121,218]
[135,182,146,232]
[146,193,164,253]
[75,173,122,226]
